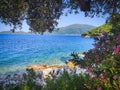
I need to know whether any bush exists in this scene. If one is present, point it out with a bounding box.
[44,71,95,90]
[72,32,120,90]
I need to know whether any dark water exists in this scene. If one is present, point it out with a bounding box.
[0,34,94,74]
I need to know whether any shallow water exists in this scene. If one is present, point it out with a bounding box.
[0,34,94,74]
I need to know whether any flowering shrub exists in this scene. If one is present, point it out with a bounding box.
[73,32,120,90]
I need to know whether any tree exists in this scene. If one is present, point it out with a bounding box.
[0,0,120,33]
[0,0,27,31]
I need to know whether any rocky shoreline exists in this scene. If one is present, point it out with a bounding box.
[0,60,86,89]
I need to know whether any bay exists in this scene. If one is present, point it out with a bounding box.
[0,34,94,74]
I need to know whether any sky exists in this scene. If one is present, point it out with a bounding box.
[0,12,106,32]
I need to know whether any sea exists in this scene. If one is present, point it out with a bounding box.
[0,34,94,74]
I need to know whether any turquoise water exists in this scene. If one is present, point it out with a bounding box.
[0,34,94,74]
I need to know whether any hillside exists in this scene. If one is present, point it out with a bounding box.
[0,24,95,35]
[82,23,112,36]
[52,24,95,35]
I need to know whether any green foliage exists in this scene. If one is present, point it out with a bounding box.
[0,0,120,33]
[70,52,86,67]
[109,13,120,35]
[44,71,94,90]
[83,23,112,36]
[70,52,79,59]
[0,0,27,32]
[72,30,120,89]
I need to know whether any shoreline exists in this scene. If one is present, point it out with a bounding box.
[0,60,76,76]
[0,53,85,75]
[0,60,86,77]
[0,60,87,88]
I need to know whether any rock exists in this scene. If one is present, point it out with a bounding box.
[55,68,64,77]
[27,64,60,72]
[75,67,86,75]
[66,60,75,68]
[50,68,58,77]
[64,67,72,74]
[42,68,54,78]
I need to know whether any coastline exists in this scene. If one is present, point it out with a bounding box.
[0,60,87,88]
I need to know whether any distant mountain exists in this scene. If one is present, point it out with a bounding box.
[82,23,112,36]
[52,24,95,35]
[0,24,95,35]
[0,31,30,34]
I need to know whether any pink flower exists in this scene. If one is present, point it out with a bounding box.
[116,32,120,44]
[99,74,105,79]
[113,45,120,55]
[113,75,118,80]
[102,32,107,35]
[93,73,97,78]
[97,86,102,90]
[87,68,92,74]
[105,40,110,44]
[95,55,99,59]
[94,36,103,40]
[102,79,107,83]
[97,36,103,40]
[95,60,100,62]
[95,55,100,62]
[102,49,108,54]
[93,48,97,52]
